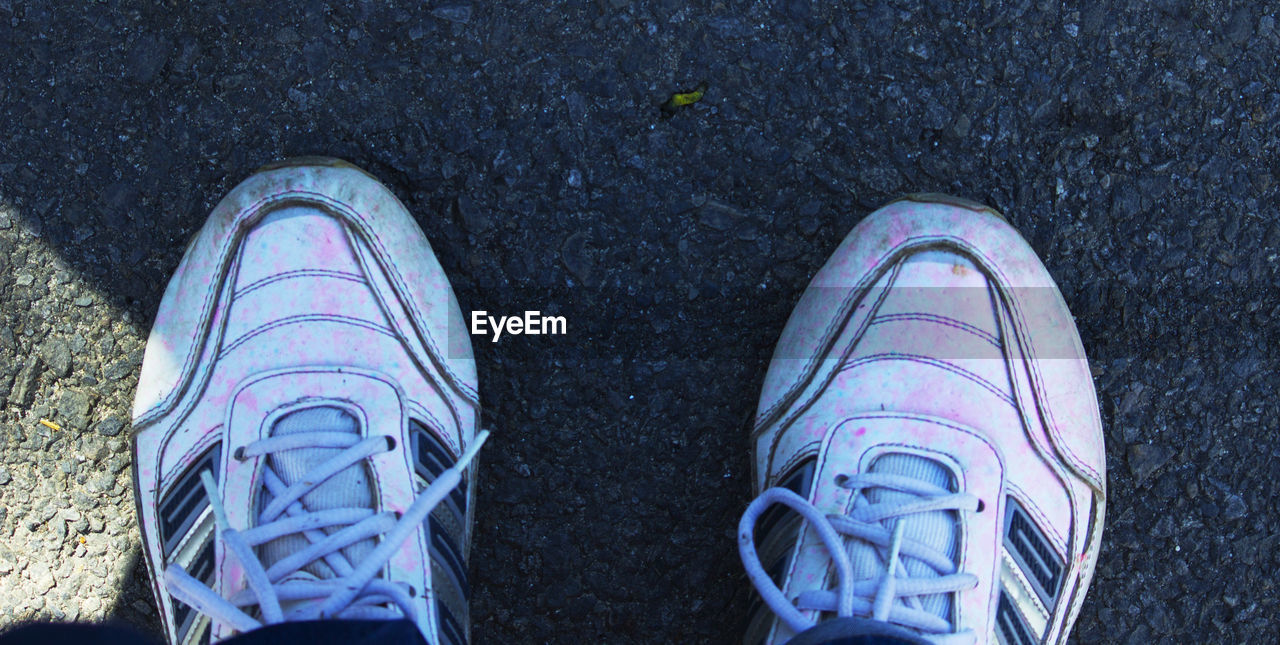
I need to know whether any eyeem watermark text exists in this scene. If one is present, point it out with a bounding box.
[470,311,567,342]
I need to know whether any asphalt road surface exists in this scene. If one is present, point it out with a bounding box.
[1,1,1278,643]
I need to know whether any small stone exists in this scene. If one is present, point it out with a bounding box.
[287,87,309,107]
[73,295,93,307]
[124,34,169,84]
[785,0,811,21]
[108,455,130,474]
[56,389,96,430]
[796,216,820,237]
[454,195,489,234]
[95,417,125,437]
[1127,444,1175,485]
[567,169,583,189]
[1111,187,1141,219]
[698,201,745,231]
[217,74,248,92]
[1225,8,1253,44]
[71,491,97,510]
[1224,493,1248,520]
[431,3,472,24]
[104,358,134,381]
[560,232,592,286]
[707,17,750,39]
[275,26,300,44]
[8,355,42,407]
[565,92,587,123]
[41,339,73,378]
[86,473,116,494]
[0,469,9,485]
[27,563,54,593]
[15,273,33,286]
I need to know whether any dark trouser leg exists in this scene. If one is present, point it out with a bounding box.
[785,617,932,645]
[0,619,427,645]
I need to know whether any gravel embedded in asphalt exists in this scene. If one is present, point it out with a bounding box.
[1,1,1279,642]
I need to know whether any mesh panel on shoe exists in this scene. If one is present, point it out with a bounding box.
[258,406,376,578]
[847,453,958,623]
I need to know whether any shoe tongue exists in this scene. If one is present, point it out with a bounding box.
[259,406,375,579]
[848,453,957,622]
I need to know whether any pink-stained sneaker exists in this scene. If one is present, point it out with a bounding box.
[739,195,1105,644]
[131,158,484,645]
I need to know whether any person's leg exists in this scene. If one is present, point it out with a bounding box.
[0,623,159,645]
[740,195,1105,644]
[0,619,425,645]
[784,617,930,645]
[129,158,484,644]
[191,619,428,645]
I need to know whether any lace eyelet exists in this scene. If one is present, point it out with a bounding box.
[232,447,246,461]
[833,474,850,488]
[384,435,398,451]
[408,585,418,598]
[975,499,985,513]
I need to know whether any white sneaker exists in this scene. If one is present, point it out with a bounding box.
[740,195,1106,644]
[131,158,483,644]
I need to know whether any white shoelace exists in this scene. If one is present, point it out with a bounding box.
[166,429,489,633]
[739,472,980,644]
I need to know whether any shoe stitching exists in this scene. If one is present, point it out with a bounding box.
[406,400,461,459]
[977,251,1105,641]
[294,188,480,404]
[1005,483,1067,557]
[345,226,470,445]
[755,226,1102,491]
[218,314,398,359]
[137,176,479,426]
[869,312,1001,347]
[1048,494,1105,642]
[236,269,366,297]
[992,301,1100,563]
[157,425,222,495]
[758,263,902,488]
[769,440,820,488]
[839,352,1017,407]
[136,225,234,429]
[1059,508,1105,644]
[965,241,1100,486]
[979,258,1101,487]
[755,261,898,433]
[136,248,246,435]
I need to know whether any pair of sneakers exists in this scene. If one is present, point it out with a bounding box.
[131,159,1104,644]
